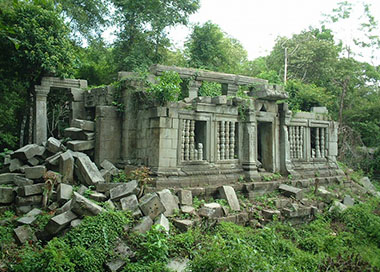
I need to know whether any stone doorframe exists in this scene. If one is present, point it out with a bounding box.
[33,77,88,145]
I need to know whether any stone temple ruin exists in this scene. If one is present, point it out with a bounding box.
[32,65,341,189]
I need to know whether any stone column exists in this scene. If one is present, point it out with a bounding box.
[222,83,239,96]
[34,85,50,145]
[188,80,202,99]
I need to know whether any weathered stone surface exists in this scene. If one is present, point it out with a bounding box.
[27,157,40,166]
[71,192,104,216]
[109,180,139,201]
[279,184,303,200]
[155,214,170,232]
[343,195,354,207]
[317,186,334,203]
[57,183,73,204]
[46,152,62,166]
[17,183,45,196]
[26,208,43,217]
[14,225,37,244]
[139,193,166,219]
[46,137,61,153]
[96,182,123,193]
[157,189,179,216]
[45,210,78,234]
[181,205,195,215]
[177,190,192,205]
[64,127,89,140]
[60,151,74,183]
[0,173,22,185]
[275,198,290,209]
[360,177,376,191]
[16,195,42,206]
[16,205,33,215]
[105,259,125,272]
[13,176,33,186]
[120,194,139,211]
[218,185,240,211]
[100,169,112,183]
[9,158,23,172]
[329,201,347,213]
[113,238,135,259]
[12,144,40,161]
[56,200,72,215]
[132,216,153,234]
[105,199,116,210]
[100,160,119,176]
[48,202,60,211]
[166,258,189,272]
[262,209,281,220]
[0,186,15,204]
[172,219,193,232]
[88,192,107,202]
[77,185,88,195]
[198,203,224,219]
[67,140,95,151]
[17,215,37,225]
[24,165,46,179]
[71,119,95,132]
[70,219,82,228]
[76,155,104,186]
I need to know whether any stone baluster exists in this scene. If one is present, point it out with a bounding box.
[300,126,304,158]
[324,128,328,156]
[290,126,295,159]
[321,128,325,158]
[220,121,225,160]
[198,143,203,160]
[217,122,221,160]
[225,121,230,160]
[229,122,235,159]
[181,120,186,161]
[315,128,320,158]
[194,149,198,160]
[295,126,300,158]
[189,120,195,160]
[184,120,190,160]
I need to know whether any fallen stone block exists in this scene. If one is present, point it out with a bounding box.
[27,157,40,166]
[262,209,281,220]
[16,205,33,215]
[16,208,42,225]
[76,155,104,186]
[113,238,136,259]
[120,194,139,212]
[343,195,354,207]
[71,119,95,132]
[0,173,23,185]
[139,193,166,219]
[236,212,249,225]
[12,144,40,161]
[56,199,72,215]
[9,158,23,172]
[218,185,240,211]
[88,192,107,202]
[0,186,15,204]
[105,259,125,272]
[45,210,78,234]
[16,195,42,206]
[279,184,303,200]
[105,199,116,210]
[24,165,46,179]
[181,205,195,215]
[329,201,347,213]
[17,183,45,196]
[172,219,193,232]
[109,180,139,201]
[64,127,88,140]
[198,203,223,218]
[317,186,334,203]
[155,214,170,233]
[46,152,62,166]
[100,169,112,183]
[13,176,34,186]
[57,183,73,204]
[71,192,104,216]
[14,225,37,244]
[96,182,123,193]
[100,160,119,176]
[157,189,179,216]
[46,137,61,153]
[132,216,153,234]
[60,151,74,184]
[177,190,192,205]
[360,177,376,191]
[70,219,82,228]
[67,140,95,151]
[48,202,60,211]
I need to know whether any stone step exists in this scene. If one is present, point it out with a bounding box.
[71,119,95,132]
[67,140,95,151]
[64,127,94,141]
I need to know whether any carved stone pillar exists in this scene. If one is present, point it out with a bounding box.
[34,85,50,144]
[242,122,259,179]
[188,80,202,99]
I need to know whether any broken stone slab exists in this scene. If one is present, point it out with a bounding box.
[17,215,37,225]
[343,195,354,207]
[48,202,60,211]
[71,119,95,132]
[0,173,23,185]
[60,151,74,184]
[88,191,107,202]
[64,127,89,140]
[16,205,33,215]
[16,195,42,206]
[109,180,139,201]
[77,185,88,195]
[9,158,23,172]
[45,210,78,234]
[56,200,72,215]
[70,219,82,228]
[67,140,95,151]
[100,160,119,176]
[13,176,34,186]
[46,137,62,153]
[218,185,240,211]
[177,190,192,205]
[12,144,40,161]
[27,157,40,166]
[24,165,46,179]
[198,203,224,219]
[120,194,139,211]
[132,216,153,234]
[317,186,334,203]
[71,192,104,216]
[262,209,281,220]
[329,201,347,213]
[360,177,376,191]
[0,186,15,204]
[279,184,303,200]
[139,193,166,220]
[155,214,170,233]
[57,183,73,204]
[105,259,125,272]
[76,155,104,186]
[17,183,45,196]
[46,152,62,166]
[181,205,196,215]
[105,199,116,210]
[157,189,179,216]
[96,182,123,193]
[14,225,37,244]
[172,219,194,232]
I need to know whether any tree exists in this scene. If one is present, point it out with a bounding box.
[112,0,200,71]
[0,0,76,148]
[185,21,248,74]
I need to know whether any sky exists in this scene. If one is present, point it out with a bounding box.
[167,0,380,62]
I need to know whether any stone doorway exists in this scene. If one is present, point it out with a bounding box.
[257,122,273,172]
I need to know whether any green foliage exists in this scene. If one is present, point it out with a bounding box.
[146,71,182,105]
[198,81,222,97]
